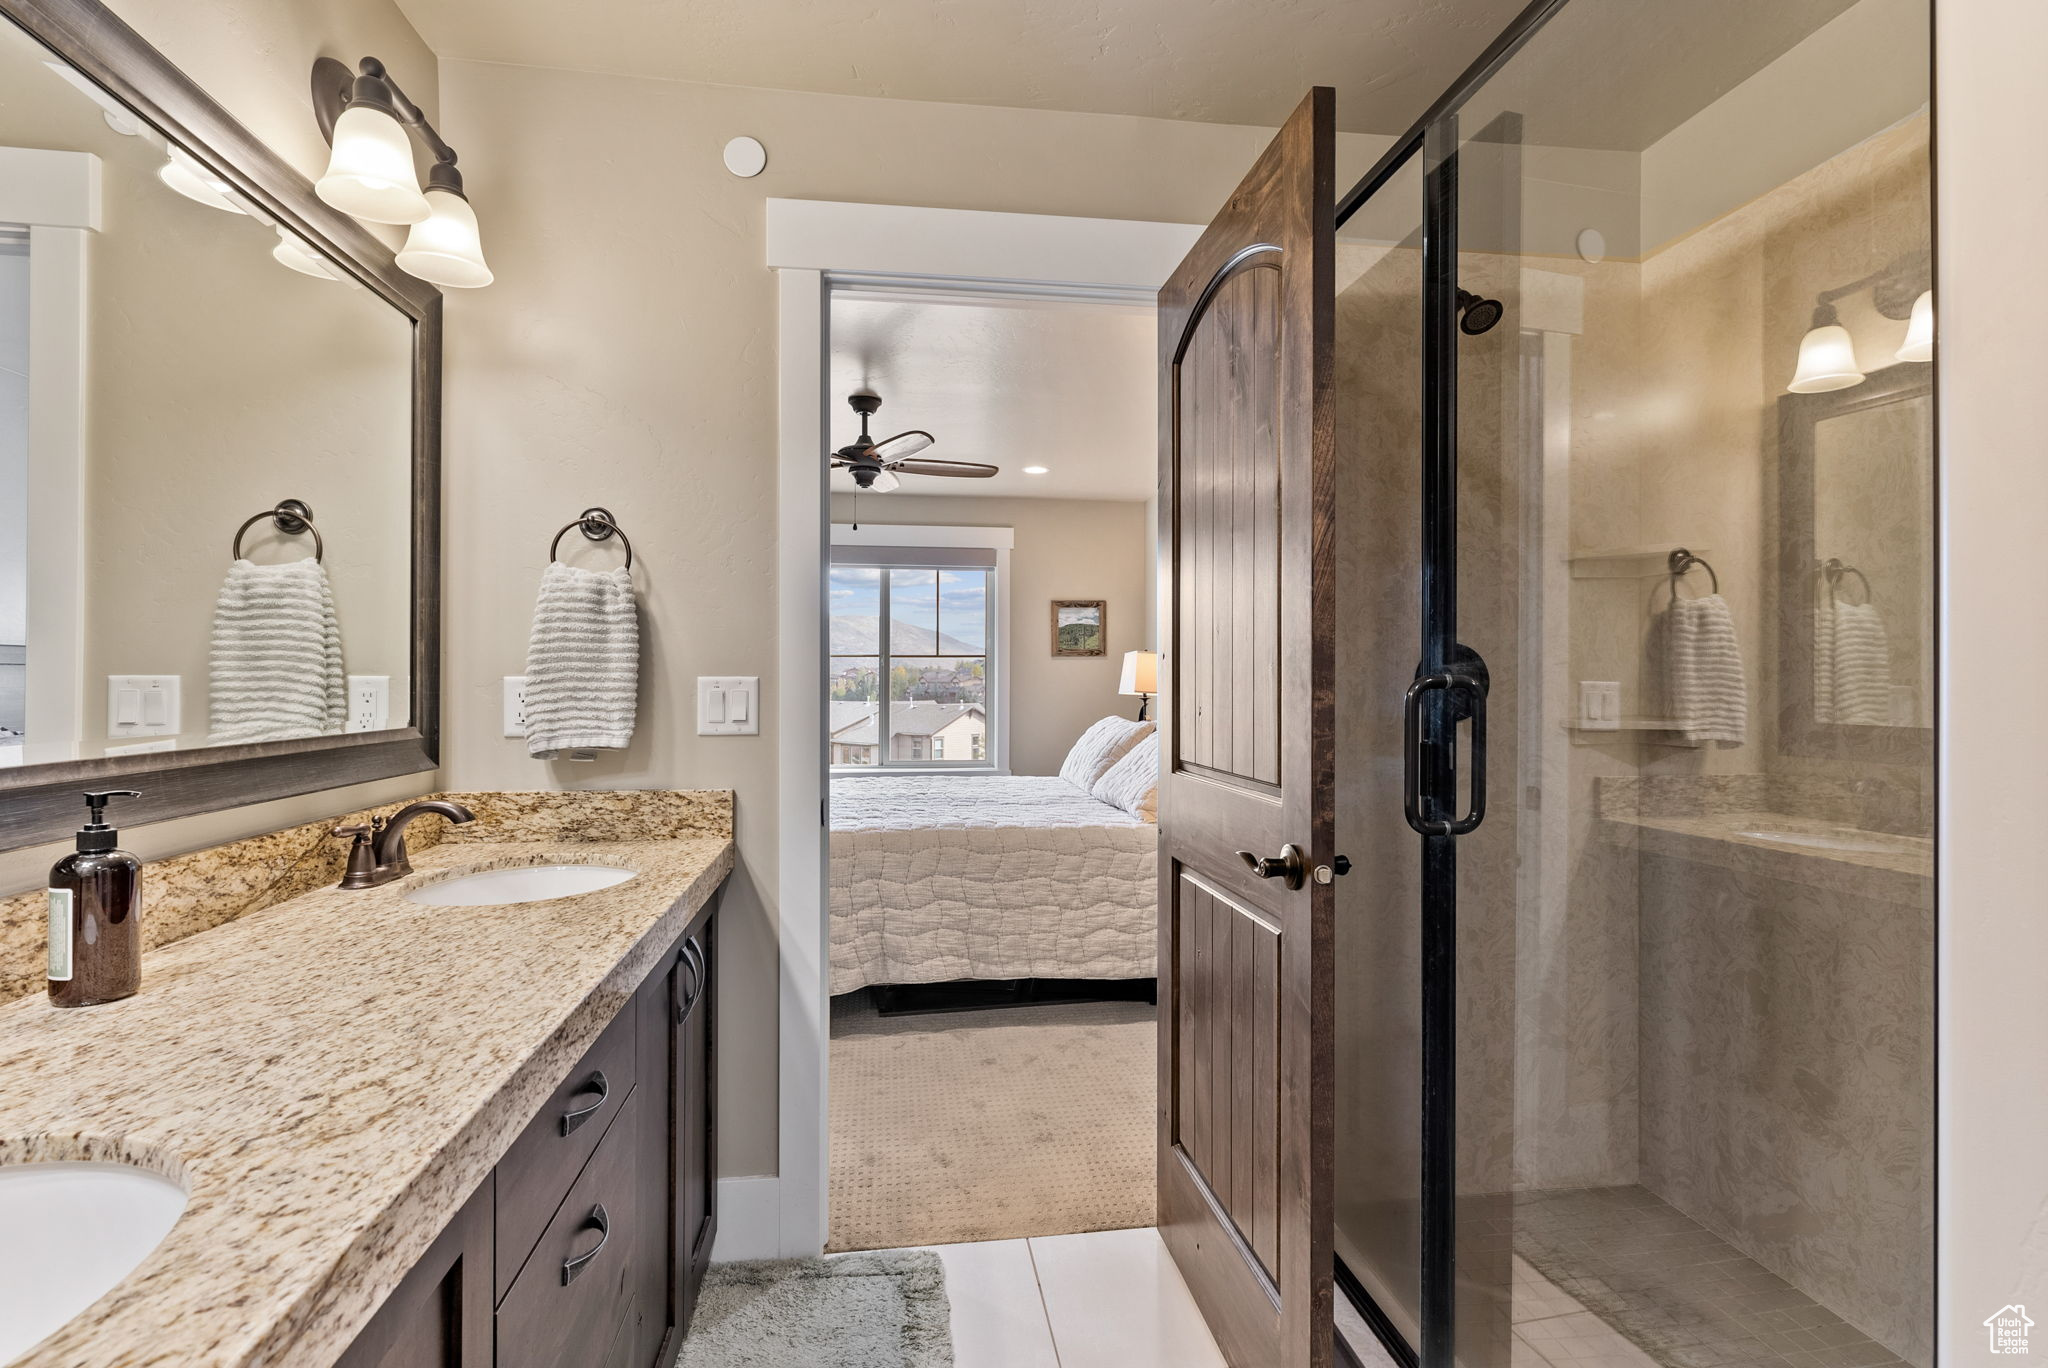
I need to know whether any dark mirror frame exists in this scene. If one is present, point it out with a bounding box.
[0,0,441,851]
[1777,360,1932,767]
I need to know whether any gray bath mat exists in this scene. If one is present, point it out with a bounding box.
[676,1250,953,1368]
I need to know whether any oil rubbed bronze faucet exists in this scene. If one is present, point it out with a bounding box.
[333,800,477,889]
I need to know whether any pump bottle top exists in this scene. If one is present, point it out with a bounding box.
[77,790,141,853]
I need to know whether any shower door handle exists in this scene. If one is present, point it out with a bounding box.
[1403,672,1488,837]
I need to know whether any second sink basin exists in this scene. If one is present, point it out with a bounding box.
[406,865,637,906]
[0,1160,187,1364]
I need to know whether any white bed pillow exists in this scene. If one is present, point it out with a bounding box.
[1058,715,1155,789]
[1091,732,1160,822]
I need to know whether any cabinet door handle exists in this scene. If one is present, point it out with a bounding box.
[558,1070,609,1137]
[560,1203,611,1285]
[675,938,705,1023]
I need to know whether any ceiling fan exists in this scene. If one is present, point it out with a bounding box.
[829,390,999,491]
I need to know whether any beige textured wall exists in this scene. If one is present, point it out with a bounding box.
[830,493,1152,777]
[434,57,1285,1178]
[1935,0,2048,1358]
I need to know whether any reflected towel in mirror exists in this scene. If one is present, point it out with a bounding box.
[524,561,638,758]
[207,557,346,743]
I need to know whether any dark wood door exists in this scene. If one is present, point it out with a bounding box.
[1157,88,1336,1368]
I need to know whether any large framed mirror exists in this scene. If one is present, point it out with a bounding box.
[0,0,439,849]
[1778,361,1933,764]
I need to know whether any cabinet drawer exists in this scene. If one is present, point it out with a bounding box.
[497,1089,642,1368]
[495,1004,637,1300]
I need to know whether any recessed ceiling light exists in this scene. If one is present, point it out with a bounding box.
[1022,465,1050,475]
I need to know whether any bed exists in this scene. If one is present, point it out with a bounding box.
[828,772,1158,995]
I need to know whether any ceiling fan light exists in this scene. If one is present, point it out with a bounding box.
[1023,465,1050,475]
[871,469,900,493]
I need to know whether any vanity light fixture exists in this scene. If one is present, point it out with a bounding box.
[1896,290,1934,364]
[159,146,246,214]
[312,57,493,287]
[271,227,345,282]
[1787,303,1865,394]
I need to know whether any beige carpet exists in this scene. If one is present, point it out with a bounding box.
[828,992,1157,1252]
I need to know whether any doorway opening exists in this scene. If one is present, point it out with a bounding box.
[817,283,1165,1253]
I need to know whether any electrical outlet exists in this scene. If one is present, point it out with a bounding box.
[503,676,529,737]
[347,675,391,733]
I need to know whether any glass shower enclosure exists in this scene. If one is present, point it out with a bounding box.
[1333,2,1935,1366]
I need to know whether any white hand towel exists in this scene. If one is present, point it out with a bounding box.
[1828,600,1892,725]
[1659,593,1747,748]
[524,561,639,758]
[208,557,345,744]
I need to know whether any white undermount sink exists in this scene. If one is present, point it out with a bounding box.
[1733,828,1896,854]
[0,1161,187,1364]
[404,864,636,906]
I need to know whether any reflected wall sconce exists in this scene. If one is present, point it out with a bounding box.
[311,56,493,288]
[1786,251,1931,393]
[159,145,246,214]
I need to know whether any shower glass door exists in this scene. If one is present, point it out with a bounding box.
[1336,3,1936,1367]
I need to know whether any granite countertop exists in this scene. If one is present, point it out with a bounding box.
[0,807,734,1368]
[1598,808,1929,906]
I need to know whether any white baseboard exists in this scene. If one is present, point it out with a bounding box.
[711,1177,785,1261]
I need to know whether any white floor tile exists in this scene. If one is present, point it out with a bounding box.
[1514,1312,1659,1368]
[1029,1227,1229,1368]
[918,1240,1060,1368]
[1512,1255,1589,1324]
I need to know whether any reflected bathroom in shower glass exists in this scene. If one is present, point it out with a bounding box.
[1333,0,1935,1365]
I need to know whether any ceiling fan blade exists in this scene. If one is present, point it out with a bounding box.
[868,429,934,461]
[891,458,999,479]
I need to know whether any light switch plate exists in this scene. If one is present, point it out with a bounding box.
[698,676,759,735]
[1578,680,1621,730]
[107,675,180,739]
[503,677,529,738]
[347,675,391,733]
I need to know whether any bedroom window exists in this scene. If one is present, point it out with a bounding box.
[829,554,995,770]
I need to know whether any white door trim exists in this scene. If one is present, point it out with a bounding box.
[766,200,1195,1257]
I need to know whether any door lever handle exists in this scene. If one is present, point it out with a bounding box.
[1236,844,1307,891]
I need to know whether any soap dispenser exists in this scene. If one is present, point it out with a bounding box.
[48,789,143,1008]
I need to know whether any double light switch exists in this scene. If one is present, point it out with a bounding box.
[697,677,759,735]
[107,675,180,739]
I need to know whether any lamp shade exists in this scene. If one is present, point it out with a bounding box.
[271,227,343,281]
[1119,650,1159,697]
[158,146,243,214]
[316,104,429,224]
[395,186,494,288]
[1896,290,1934,364]
[1786,323,1864,394]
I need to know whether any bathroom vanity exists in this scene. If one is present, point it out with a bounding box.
[0,791,733,1368]
[338,900,718,1368]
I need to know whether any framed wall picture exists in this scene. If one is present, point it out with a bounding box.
[1052,600,1107,656]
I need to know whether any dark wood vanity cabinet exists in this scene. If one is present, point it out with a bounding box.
[339,896,718,1368]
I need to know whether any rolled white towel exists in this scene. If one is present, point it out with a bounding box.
[1659,593,1747,749]
[524,561,638,758]
[208,557,345,744]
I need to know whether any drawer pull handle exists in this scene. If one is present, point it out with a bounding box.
[561,1203,611,1285]
[559,1070,609,1137]
[675,939,705,1023]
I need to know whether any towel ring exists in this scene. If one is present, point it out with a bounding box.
[1667,547,1718,596]
[1821,557,1873,605]
[549,506,633,571]
[232,499,323,562]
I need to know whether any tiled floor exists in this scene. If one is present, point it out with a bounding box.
[1509,1186,1910,1368]
[897,1227,1228,1368]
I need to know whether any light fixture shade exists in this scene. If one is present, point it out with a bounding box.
[870,469,900,493]
[159,147,244,214]
[1787,323,1864,393]
[272,227,342,281]
[316,105,429,224]
[1896,290,1934,363]
[395,186,494,288]
[1119,649,1159,697]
